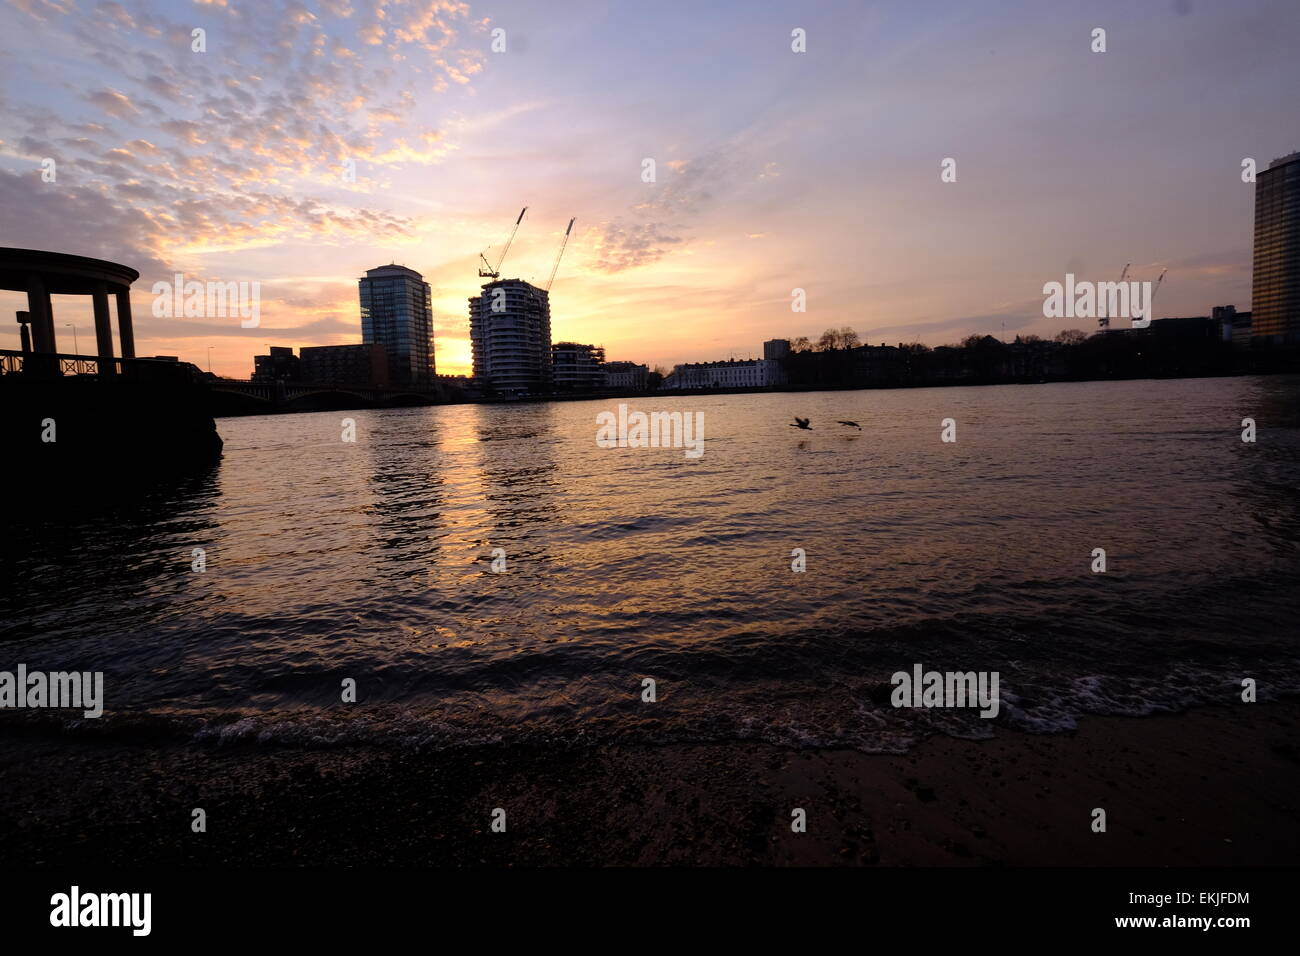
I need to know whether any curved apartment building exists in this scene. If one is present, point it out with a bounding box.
[468,279,552,394]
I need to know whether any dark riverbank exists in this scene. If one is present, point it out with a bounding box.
[3,700,1295,866]
[1,364,222,477]
[209,366,1300,418]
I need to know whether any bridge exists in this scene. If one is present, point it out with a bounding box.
[208,377,468,413]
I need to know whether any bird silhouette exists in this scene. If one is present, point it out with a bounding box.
[790,417,812,430]
[836,420,862,430]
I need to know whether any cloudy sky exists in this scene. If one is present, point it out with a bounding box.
[1,0,1298,376]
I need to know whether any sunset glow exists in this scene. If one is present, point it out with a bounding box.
[2,1,1295,376]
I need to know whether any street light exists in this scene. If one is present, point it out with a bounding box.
[207,346,214,373]
[64,323,80,355]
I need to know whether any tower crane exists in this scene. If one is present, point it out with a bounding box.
[545,217,576,291]
[1099,262,1130,329]
[1145,268,1167,323]
[478,206,528,279]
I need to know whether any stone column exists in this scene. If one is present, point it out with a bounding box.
[26,274,55,353]
[115,287,135,358]
[93,284,116,374]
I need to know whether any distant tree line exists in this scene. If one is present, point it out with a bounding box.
[777,323,1295,389]
[789,327,1090,354]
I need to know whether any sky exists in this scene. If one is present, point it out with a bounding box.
[1,0,1298,377]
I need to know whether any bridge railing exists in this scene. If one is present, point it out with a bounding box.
[209,380,380,401]
[209,379,274,400]
[0,350,203,384]
[212,377,444,398]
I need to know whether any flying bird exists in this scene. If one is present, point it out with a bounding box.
[837,420,862,430]
[790,417,812,430]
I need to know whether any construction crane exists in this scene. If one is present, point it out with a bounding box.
[1099,262,1130,329]
[478,206,528,279]
[545,217,576,291]
[1147,268,1167,320]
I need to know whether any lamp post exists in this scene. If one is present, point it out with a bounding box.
[207,346,214,374]
[64,322,80,355]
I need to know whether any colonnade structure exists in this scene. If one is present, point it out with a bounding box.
[0,247,137,373]
[1,246,224,473]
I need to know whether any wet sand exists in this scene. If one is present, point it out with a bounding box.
[1,699,1296,866]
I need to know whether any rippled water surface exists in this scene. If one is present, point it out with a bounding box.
[5,377,1300,751]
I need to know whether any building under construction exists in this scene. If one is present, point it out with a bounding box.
[468,212,574,395]
[468,278,553,395]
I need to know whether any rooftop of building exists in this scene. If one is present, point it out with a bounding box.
[0,246,139,294]
[475,277,545,290]
[1268,151,1300,169]
[363,264,425,280]
[674,357,767,368]
[300,342,384,353]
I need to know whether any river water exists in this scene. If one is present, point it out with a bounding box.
[4,377,1299,752]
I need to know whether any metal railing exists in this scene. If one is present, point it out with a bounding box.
[0,350,202,384]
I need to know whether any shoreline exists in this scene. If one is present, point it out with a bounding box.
[209,369,1300,418]
[2,698,1296,866]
